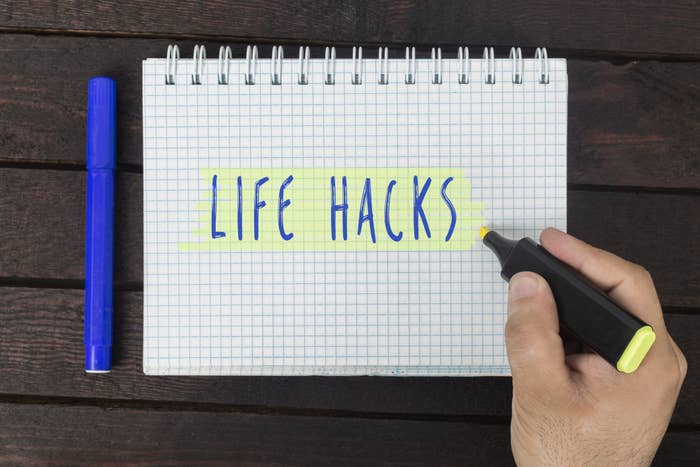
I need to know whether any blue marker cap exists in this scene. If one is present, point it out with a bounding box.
[87,78,117,169]
[85,77,116,373]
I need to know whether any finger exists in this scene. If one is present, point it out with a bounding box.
[540,228,666,331]
[506,272,573,397]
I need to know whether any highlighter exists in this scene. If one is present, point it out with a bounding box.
[481,227,655,373]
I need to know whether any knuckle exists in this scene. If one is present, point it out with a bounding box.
[632,264,653,285]
[522,339,552,363]
[677,351,688,382]
[505,318,555,359]
[660,341,687,390]
[505,316,533,344]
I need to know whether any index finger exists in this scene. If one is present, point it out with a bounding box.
[539,227,665,331]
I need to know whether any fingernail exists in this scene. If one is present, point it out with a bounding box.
[509,274,540,302]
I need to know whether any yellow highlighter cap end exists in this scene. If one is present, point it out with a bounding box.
[617,326,656,373]
[479,226,490,240]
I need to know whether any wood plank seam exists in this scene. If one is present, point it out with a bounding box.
[1,28,700,62]
[0,396,696,433]
[0,393,512,423]
[3,162,700,197]
[1,281,697,316]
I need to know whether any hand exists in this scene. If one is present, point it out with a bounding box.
[506,228,687,467]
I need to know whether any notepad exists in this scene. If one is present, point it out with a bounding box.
[142,45,567,375]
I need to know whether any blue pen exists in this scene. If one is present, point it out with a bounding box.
[85,77,116,373]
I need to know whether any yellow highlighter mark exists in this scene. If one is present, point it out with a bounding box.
[180,168,484,252]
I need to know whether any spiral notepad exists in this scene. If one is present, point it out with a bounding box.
[142,45,567,375]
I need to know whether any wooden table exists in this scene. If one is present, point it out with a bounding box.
[1,2,698,465]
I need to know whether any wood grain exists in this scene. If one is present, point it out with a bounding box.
[0,35,698,189]
[0,286,698,424]
[1,2,698,462]
[568,190,700,308]
[0,168,142,287]
[1,1,699,56]
[1,168,698,306]
[2,401,505,466]
[0,401,697,466]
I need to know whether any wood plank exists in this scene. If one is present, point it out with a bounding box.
[0,288,513,422]
[4,402,507,466]
[568,190,700,308]
[1,1,699,56]
[0,34,698,189]
[569,61,700,190]
[0,402,696,466]
[1,168,698,306]
[0,287,698,424]
[0,169,142,287]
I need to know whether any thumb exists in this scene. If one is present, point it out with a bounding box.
[506,272,572,396]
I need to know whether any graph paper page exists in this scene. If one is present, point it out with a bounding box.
[142,54,567,375]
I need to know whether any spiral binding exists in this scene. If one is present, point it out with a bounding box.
[404,47,416,85]
[351,46,363,85]
[164,44,180,85]
[431,47,443,84]
[378,47,389,85]
[270,46,284,85]
[457,47,469,84]
[483,47,495,84]
[509,47,523,84]
[191,44,206,85]
[245,45,258,85]
[535,47,549,84]
[164,44,550,86]
[218,45,232,85]
[298,46,310,85]
[324,46,336,85]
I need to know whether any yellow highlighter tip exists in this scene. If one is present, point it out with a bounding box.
[479,226,490,240]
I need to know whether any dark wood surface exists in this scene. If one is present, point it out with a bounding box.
[2,1,700,57]
[1,403,698,466]
[2,287,699,425]
[0,1,699,465]
[2,35,699,190]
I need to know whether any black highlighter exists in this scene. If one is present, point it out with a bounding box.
[481,227,655,373]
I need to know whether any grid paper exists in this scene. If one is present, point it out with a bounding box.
[142,53,567,375]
